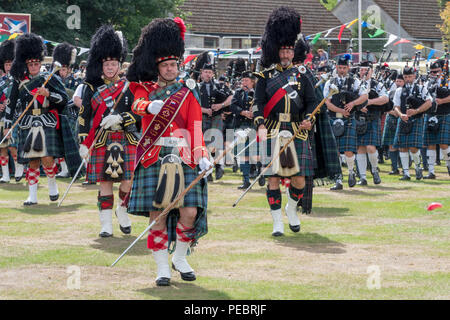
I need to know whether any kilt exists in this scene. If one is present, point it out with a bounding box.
[329,117,357,153]
[423,113,450,146]
[17,126,64,164]
[9,126,19,149]
[357,118,382,147]
[262,123,314,177]
[393,116,424,149]
[86,131,136,183]
[203,114,223,143]
[127,146,207,215]
[382,114,398,146]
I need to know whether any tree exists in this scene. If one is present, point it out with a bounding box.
[351,12,386,58]
[438,1,450,46]
[0,0,186,56]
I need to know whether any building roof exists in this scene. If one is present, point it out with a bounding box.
[180,0,352,38]
[375,0,442,40]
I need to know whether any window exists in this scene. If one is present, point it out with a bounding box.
[232,38,242,49]
[204,37,218,49]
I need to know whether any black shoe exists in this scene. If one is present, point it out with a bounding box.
[237,181,251,190]
[389,169,400,175]
[56,172,70,179]
[49,194,59,201]
[155,277,171,286]
[357,178,368,186]
[119,225,131,234]
[348,172,356,188]
[207,174,213,182]
[272,231,284,237]
[330,181,343,190]
[172,263,196,281]
[23,201,37,206]
[415,167,423,180]
[399,175,411,181]
[99,232,113,238]
[215,165,224,180]
[258,174,265,187]
[15,176,23,182]
[232,159,238,173]
[372,171,382,185]
[289,224,300,233]
[423,173,436,179]
[0,180,9,184]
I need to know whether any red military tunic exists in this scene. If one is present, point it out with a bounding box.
[129,81,208,169]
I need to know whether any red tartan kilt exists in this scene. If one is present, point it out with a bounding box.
[86,131,136,183]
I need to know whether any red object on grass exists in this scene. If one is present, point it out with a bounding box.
[427,202,443,211]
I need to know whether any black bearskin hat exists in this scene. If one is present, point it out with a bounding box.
[190,51,212,82]
[0,39,15,73]
[234,58,246,77]
[53,42,77,68]
[430,59,443,70]
[293,36,310,64]
[127,17,185,82]
[260,7,301,68]
[10,33,46,80]
[86,25,128,86]
[403,66,414,75]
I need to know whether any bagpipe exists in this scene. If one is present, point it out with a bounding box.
[210,82,232,117]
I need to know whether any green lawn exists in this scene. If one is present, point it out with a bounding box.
[0,162,449,299]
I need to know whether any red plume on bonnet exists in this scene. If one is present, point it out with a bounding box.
[173,17,186,40]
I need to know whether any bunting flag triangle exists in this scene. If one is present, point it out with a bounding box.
[346,19,358,29]
[394,38,411,46]
[384,34,398,47]
[311,33,322,45]
[338,24,346,43]
[414,44,424,50]
[427,49,436,61]
[368,29,385,38]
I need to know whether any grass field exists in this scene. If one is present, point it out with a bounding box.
[0,162,449,300]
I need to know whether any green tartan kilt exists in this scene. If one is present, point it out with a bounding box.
[18,126,64,164]
[7,126,19,149]
[357,118,382,147]
[382,114,398,146]
[329,117,357,153]
[128,146,208,216]
[262,125,314,177]
[202,114,223,144]
[393,116,424,149]
[423,114,450,146]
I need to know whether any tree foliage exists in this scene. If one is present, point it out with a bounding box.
[0,0,186,54]
[438,1,450,46]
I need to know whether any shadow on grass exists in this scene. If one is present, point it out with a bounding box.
[91,235,148,256]
[0,182,27,191]
[364,185,412,191]
[306,206,351,218]
[274,232,346,254]
[137,281,231,300]
[330,189,384,197]
[15,203,84,215]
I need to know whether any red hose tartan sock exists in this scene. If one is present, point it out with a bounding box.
[43,163,58,179]
[147,229,168,251]
[176,221,193,243]
[0,156,8,166]
[26,168,40,185]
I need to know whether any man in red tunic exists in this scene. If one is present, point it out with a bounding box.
[126,18,211,287]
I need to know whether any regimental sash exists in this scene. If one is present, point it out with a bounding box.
[264,67,301,119]
[83,78,127,149]
[135,86,190,166]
